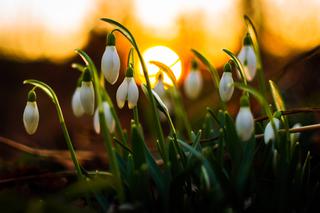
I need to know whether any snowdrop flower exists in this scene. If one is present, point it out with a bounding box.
[219,62,234,102]
[79,68,95,115]
[238,33,257,81]
[264,117,281,144]
[71,86,84,117]
[101,32,120,84]
[23,91,39,135]
[116,67,139,109]
[153,73,166,97]
[184,60,203,99]
[290,123,302,143]
[93,101,115,134]
[235,96,254,141]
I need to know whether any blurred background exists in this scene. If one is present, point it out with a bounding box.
[0,0,320,171]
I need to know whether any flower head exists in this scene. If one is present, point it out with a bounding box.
[153,73,166,97]
[235,96,254,141]
[93,101,115,134]
[116,67,139,109]
[219,62,234,102]
[79,68,95,115]
[101,33,120,84]
[264,117,281,144]
[184,60,203,99]
[238,33,257,81]
[23,90,39,135]
[71,86,84,117]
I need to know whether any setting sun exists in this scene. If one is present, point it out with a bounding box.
[138,46,182,87]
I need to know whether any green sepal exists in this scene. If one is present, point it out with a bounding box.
[125,66,134,77]
[106,32,116,46]
[82,68,92,82]
[27,90,37,102]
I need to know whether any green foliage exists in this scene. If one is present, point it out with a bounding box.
[17,16,320,213]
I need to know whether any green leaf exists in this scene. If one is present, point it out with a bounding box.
[269,80,286,111]
[191,49,220,90]
[178,139,221,194]
[131,123,146,169]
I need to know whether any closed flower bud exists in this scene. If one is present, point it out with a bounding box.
[235,96,254,141]
[184,60,203,99]
[80,69,95,115]
[101,33,120,84]
[264,118,281,144]
[23,91,39,135]
[219,63,234,102]
[116,67,139,109]
[71,87,84,117]
[93,101,115,134]
[238,34,257,81]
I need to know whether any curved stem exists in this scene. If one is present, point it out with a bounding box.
[23,80,83,178]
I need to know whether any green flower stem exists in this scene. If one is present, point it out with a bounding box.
[23,80,83,178]
[244,15,267,97]
[101,18,168,164]
[149,61,192,141]
[75,50,124,201]
[191,49,226,110]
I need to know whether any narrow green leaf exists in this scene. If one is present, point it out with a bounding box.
[131,123,146,169]
[269,80,286,111]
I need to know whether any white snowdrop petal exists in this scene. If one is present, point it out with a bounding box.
[116,78,128,109]
[79,81,95,115]
[93,107,100,134]
[245,46,257,81]
[101,46,120,84]
[23,101,39,135]
[219,72,234,102]
[153,81,166,97]
[71,87,84,117]
[184,70,203,99]
[127,78,139,109]
[264,118,281,144]
[103,102,115,133]
[235,107,254,141]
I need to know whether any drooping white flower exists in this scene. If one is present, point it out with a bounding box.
[93,101,115,134]
[235,96,254,141]
[153,74,166,97]
[116,67,139,109]
[219,63,234,102]
[290,123,302,143]
[79,69,95,115]
[264,117,281,144]
[23,91,39,135]
[184,60,203,99]
[238,34,257,81]
[101,33,120,85]
[71,87,84,117]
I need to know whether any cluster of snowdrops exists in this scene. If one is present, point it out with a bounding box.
[20,17,316,212]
